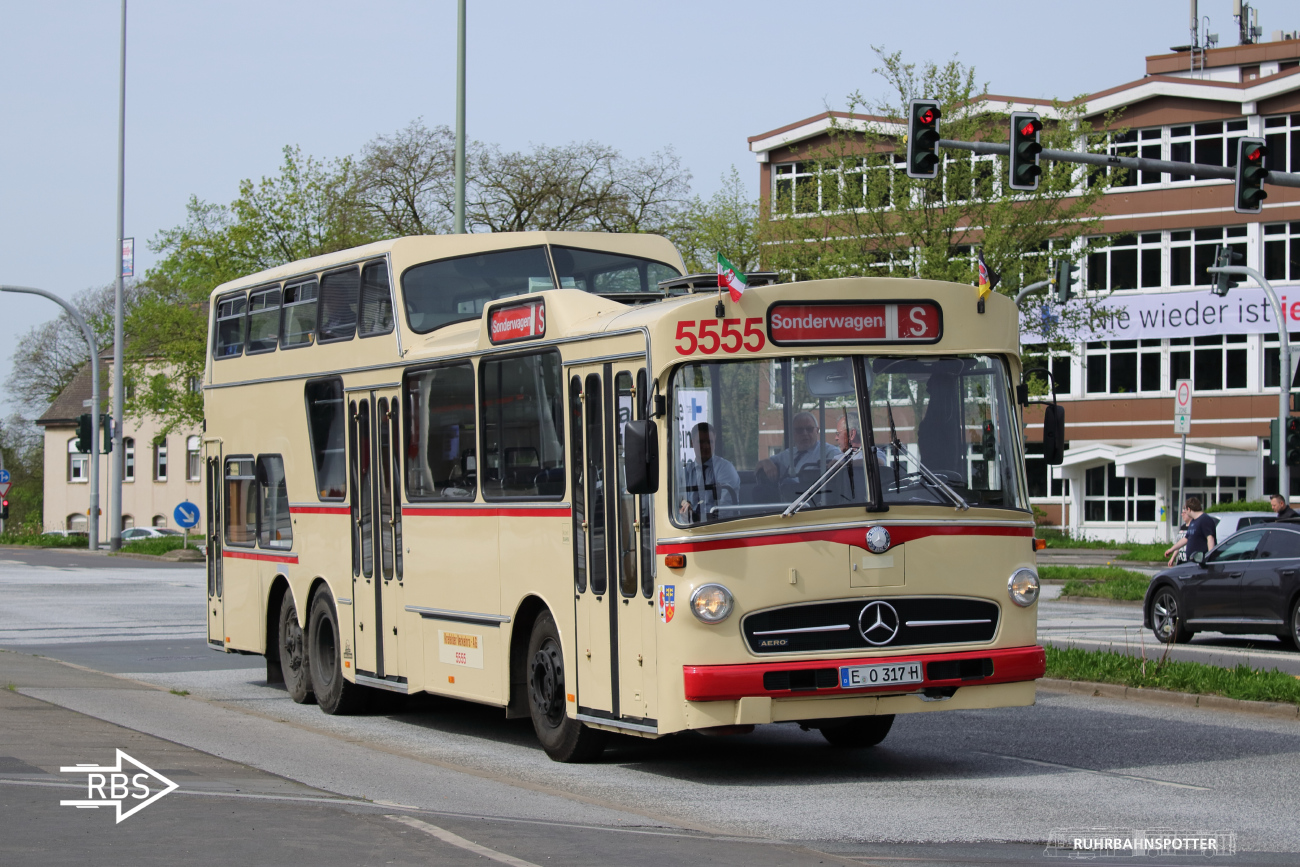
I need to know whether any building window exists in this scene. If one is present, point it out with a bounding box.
[1264,222,1300,283]
[772,158,897,216]
[1263,113,1300,174]
[1169,335,1248,392]
[1173,471,1247,508]
[1086,234,1161,292]
[68,438,89,482]
[153,439,168,482]
[123,437,135,481]
[1085,463,1156,522]
[1106,128,1163,186]
[1170,227,1247,288]
[121,515,133,530]
[1168,120,1247,181]
[1085,340,1162,394]
[1264,331,1300,389]
[153,515,167,528]
[1025,442,1070,499]
[187,436,201,481]
[187,375,202,394]
[67,513,88,533]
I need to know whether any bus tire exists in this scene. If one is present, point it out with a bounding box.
[526,611,606,763]
[308,592,363,715]
[278,592,314,704]
[819,714,894,748]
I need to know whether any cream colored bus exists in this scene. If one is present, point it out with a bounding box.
[203,232,1055,762]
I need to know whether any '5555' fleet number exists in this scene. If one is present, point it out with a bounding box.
[674,318,765,355]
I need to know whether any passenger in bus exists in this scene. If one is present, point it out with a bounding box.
[678,422,740,523]
[917,373,965,482]
[756,412,841,485]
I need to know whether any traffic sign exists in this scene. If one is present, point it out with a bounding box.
[0,469,11,496]
[1174,378,1192,434]
[173,501,200,529]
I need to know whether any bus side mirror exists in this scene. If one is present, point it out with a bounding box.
[624,420,659,495]
[1042,403,1066,465]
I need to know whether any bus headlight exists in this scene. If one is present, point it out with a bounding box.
[690,584,734,624]
[1008,568,1040,607]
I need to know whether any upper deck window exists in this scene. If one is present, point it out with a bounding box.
[401,245,682,334]
[281,279,319,349]
[246,286,281,354]
[214,292,247,358]
[318,267,361,343]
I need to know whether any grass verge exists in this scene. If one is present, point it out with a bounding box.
[117,537,202,556]
[0,532,88,548]
[1115,543,1172,562]
[1044,644,1300,706]
[1039,565,1153,601]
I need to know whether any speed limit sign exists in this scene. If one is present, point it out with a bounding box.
[1174,379,1192,434]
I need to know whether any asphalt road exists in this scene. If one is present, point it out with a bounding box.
[3,545,1300,864]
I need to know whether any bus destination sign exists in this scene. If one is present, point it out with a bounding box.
[488,298,546,345]
[767,301,942,346]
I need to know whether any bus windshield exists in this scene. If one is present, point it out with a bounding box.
[669,354,1025,526]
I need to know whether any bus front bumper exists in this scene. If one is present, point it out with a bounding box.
[682,645,1045,702]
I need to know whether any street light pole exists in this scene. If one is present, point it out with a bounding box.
[1208,263,1290,500]
[109,0,128,551]
[1,286,101,551]
[453,0,466,234]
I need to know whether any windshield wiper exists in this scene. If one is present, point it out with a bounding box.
[782,448,860,517]
[883,441,970,511]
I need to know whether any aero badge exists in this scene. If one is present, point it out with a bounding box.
[658,585,675,623]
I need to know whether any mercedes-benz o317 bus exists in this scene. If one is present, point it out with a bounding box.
[203,232,1050,762]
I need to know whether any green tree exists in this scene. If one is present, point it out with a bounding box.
[670,166,761,274]
[762,48,1122,310]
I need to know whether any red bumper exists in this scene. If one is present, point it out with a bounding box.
[682,645,1045,702]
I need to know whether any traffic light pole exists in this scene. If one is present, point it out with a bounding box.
[1015,278,1052,306]
[936,139,1300,189]
[1208,264,1290,500]
[0,286,100,551]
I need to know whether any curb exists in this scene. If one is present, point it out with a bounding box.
[1037,677,1300,721]
[1054,595,1144,607]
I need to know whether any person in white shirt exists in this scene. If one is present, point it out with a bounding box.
[757,411,841,484]
[678,422,740,523]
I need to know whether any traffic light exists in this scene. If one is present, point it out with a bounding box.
[1234,137,1269,214]
[906,99,941,179]
[1269,418,1282,469]
[1,499,8,521]
[981,420,996,461]
[1287,416,1300,467]
[1009,112,1043,191]
[1055,259,1080,303]
[76,413,92,454]
[1211,244,1244,296]
[100,413,112,454]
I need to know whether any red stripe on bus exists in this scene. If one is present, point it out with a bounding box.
[683,645,1045,702]
[222,550,299,564]
[402,507,572,518]
[289,506,350,515]
[656,524,1033,554]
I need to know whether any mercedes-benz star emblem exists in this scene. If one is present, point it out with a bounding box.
[858,601,901,646]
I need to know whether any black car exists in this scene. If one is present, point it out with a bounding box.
[1143,520,1300,648]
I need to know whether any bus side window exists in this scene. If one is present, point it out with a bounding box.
[281,279,319,348]
[246,286,281,354]
[318,267,360,343]
[256,455,292,550]
[403,363,476,501]
[224,457,257,547]
[359,261,394,337]
[479,351,565,500]
[305,378,347,500]
[214,292,247,358]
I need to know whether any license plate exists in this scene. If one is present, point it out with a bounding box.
[840,661,923,689]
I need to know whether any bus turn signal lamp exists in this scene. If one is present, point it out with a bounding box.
[664,554,686,569]
[690,584,734,624]
[1033,538,1047,552]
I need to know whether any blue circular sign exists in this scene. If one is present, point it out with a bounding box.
[173,501,200,529]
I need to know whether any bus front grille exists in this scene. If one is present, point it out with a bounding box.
[742,596,999,654]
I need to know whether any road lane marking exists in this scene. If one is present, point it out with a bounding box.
[976,751,1210,790]
[388,814,543,866]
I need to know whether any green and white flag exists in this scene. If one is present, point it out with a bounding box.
[717,253,747,302]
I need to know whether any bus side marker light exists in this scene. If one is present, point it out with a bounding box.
[665,554,686,569]
[448,676,455,684]
[566,693,575,703]
[344,661,350,668]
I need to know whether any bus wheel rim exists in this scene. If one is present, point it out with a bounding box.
[530,638,564,727]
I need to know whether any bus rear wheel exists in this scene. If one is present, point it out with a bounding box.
[526,611,606,763]
[308,592,363,715]
[278,592,314,704]
[818,714,894,748]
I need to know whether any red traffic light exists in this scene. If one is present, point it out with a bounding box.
[917,107,935,125]
[1019,119,1042,137]
[1245,145,1264,163]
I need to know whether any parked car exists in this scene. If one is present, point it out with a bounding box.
[1144,519,1300,648]
[120,527,184,541]
[1206,511,1277,539]
[41,529,87,537]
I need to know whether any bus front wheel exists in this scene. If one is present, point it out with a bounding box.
[308,592,363,715]
[818,714,894,748]
[526,611,606,763]
[278,592,314,704]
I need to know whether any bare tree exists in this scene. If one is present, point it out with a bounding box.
[358,120,462,236]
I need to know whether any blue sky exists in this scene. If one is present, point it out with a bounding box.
[0,0,1275,411]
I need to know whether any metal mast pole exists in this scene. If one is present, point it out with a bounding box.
[1,287,100,551]
[109,0,127,551]
[453,0,466,234]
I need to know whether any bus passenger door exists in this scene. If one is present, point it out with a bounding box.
[205,446,224,649]
[570,367,614,715]
[350,392,405,685]
[613,365,657,726]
